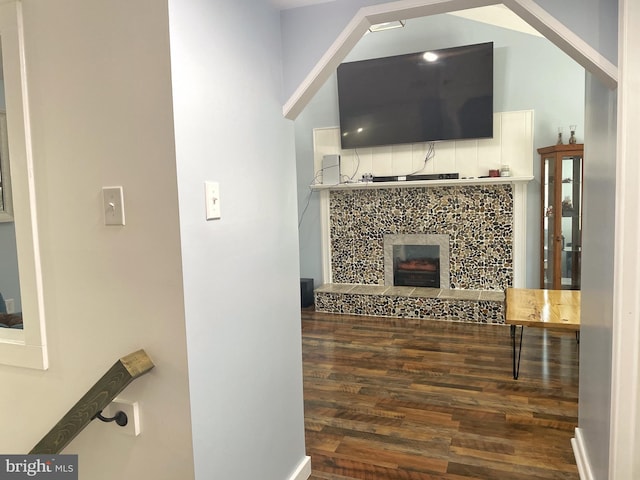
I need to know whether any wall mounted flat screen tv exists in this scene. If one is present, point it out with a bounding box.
[337,42,494,149]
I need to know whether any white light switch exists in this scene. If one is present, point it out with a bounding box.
[103,186,125,226]
[205,181,221,220]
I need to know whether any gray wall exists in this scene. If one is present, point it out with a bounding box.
[574,1,618,478]
[168,0,307,478]
[533,0,617,65]
[1,1,307,478]
[294,12,586,289]
[281,0,388,101]
[580,72,616,480]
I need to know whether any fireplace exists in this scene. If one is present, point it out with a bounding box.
[393,245,441,287]
[327,184,516,290]
[316,182,519,323]
[384,234,450,288]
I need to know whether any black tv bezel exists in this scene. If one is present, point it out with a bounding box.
[337,41,494,150]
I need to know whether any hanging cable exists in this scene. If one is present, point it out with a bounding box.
[298,168,323,228]
[408,142,436,175]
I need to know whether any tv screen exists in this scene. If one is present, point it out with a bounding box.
[337,42,494,149]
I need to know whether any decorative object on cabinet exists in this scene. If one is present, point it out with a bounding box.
[538,144,583,290]
[569,124,578,144]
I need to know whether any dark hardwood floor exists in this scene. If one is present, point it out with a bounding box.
[302,310,579,480]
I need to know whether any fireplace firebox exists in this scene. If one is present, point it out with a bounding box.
[384,234,450,288]
[393,245,440,287]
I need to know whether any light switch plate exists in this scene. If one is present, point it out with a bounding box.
[205,181,221,220]
[102,186,125,226]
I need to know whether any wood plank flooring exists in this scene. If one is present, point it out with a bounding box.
[302,310,579,480]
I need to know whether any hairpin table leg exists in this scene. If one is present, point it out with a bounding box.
[510,324,524,379]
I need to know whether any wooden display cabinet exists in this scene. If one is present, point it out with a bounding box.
[538,144,583,290]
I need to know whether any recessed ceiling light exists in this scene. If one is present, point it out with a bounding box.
[423,52,438,62]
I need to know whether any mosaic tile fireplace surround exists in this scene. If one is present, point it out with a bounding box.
[314,183,516,323]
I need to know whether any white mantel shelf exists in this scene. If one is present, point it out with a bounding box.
[310,176,534,191]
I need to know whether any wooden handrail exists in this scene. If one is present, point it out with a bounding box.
[30,349,154,454]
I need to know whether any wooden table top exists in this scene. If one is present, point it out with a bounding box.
[505,288,580,330]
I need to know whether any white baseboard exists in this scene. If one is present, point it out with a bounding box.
[288,456,311,480]
[572,427,595,480]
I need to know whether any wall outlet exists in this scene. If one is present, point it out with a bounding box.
[5,298,15,314]
[101,397,140,436]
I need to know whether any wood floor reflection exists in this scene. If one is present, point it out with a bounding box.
[302,310,579,480]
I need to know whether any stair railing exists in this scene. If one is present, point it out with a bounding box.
[30,349,154,454]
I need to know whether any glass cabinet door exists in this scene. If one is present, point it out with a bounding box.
[542,155,557,289]
[560,154,582,289]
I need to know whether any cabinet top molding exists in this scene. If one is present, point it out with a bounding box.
[537,144,584,155]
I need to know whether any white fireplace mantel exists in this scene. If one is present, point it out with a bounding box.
[315,176,533,289]
[310,176,533,191]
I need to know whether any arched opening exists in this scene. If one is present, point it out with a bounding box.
[283,0,616,120]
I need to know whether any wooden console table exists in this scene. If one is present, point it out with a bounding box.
[505,288,580,379]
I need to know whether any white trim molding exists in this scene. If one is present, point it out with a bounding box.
[572,428,595,480]
[288,456,311,480]
[609,1,640,478]
[0,0,48,370]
